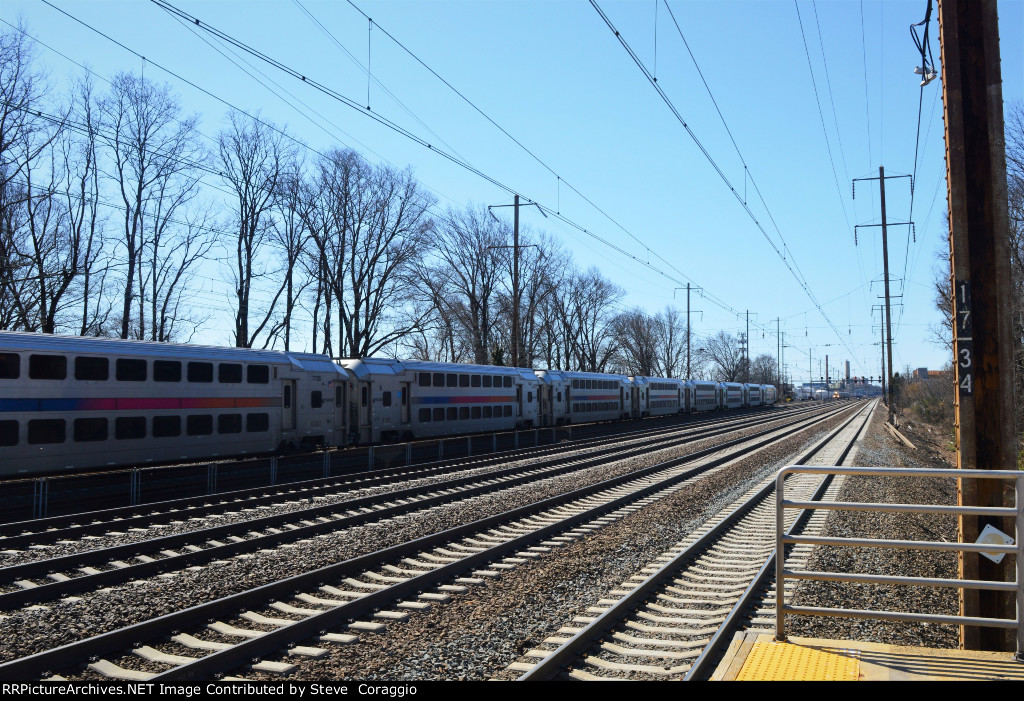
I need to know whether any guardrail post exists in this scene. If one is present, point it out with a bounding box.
[324,451,331,478]
[207,464,217,495]
[1017,475,1023,660]
[130,469,141,506]
[269,457,277,486]
[406,444,412,466]
[32,478,48,520]
[775,468,787,641]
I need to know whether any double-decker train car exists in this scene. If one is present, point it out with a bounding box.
[562,370,632,423]
[0,332,782,476]
[744,383,763,408]
[337,358,540,443]
[688,380,719,413]
[0,332,344,475]
[720,382,745,410]
[762,384,778,405]
[631,376,687,417]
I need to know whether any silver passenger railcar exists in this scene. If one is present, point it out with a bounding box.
[0,332,345,475]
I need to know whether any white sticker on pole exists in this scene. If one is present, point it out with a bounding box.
[976,524,1014,564]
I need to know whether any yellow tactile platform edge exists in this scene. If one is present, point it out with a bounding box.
[736,640,861,681]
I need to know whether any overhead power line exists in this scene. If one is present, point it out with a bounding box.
[588,0,861,370]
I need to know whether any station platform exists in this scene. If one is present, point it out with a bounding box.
[712,630,1024,681]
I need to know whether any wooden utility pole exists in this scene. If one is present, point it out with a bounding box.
[687,284,691,379]
[777,318,781,391]
[938,0,1017,651]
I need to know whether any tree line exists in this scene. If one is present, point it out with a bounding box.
[0,25,780,383]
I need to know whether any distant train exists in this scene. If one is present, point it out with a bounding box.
[0,332,777,476]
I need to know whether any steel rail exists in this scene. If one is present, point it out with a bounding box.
[516,400,870,681]
[0,402,852,680]
[0,405,811,548]
[0,405,840,610]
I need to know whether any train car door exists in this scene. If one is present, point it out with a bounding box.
[282,380,296,430]
[517,385,523,417]
[631,386,639,418]
[539,386,550,427]
[400,382,411,424]
[359,381,372,443]
[334,382,347,445]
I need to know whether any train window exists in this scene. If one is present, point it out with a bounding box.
[557,392,562,402]
[0,420,17,446]
[336,386,343,407]
[571,379,578,389]
[186,415,213,436]
[458,407,469,420]
[504,405,512,417]
[446,373,457,387]
[246,413,269,432]
[311,391,323,409]
[219,364,242,383]
[153,416,181,438]
[218,414,242,434]
[419,373,431,387]
[361,386,368,407]
[247,365,269,384]
[115,417,146,440]
[482,376,492,388]
[154,360,181,382]
[29,354,66,380]
[573,403,578,412]
[188,362,213,383]
[446,407,457,421]
[283,385,292,408]
[401,389,407,406]
[483,406,492,419]
[419,408,431,422]
[459,375,469,387]
[74,418,108,442]
[28,419,65,444]
[471,375,481,387]
[432,373,444,386]
[0,353,18,379]
[584,380,591,389]
[504,377,512,388]
[471,406,481,419]
[116,358,147,382]
[432,408,444,422]
[75,356,109,381]
[382,391,392,407]
[527,392,533,403]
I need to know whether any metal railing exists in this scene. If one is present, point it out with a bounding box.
[775,465,1024,656]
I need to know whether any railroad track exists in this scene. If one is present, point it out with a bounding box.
[0,405,834,611]
[0,405,811,548]
[511,399,873,681]
[0,401,862,681]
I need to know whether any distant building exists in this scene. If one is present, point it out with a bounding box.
[913,367,929,381]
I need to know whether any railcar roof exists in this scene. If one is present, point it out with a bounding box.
[338,357,538,381]
[0,331,312,364]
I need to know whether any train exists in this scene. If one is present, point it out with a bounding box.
[0,332,777,476]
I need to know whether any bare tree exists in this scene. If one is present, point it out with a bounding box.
[269,157,310,351]
[303,149,435,358]
[748,353,778,385]
[417,204,508,364]
[218,110,292,348]
[654,305,687,377]
[100,72,206,340]
[612,308,659,376]
[701,330,746,382]
[551,266,623,372]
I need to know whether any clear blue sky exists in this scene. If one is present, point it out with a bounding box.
[4,0,1022,384]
